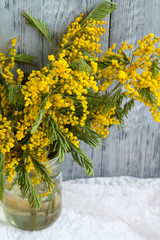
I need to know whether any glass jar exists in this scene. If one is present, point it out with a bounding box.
[3,157,62,230]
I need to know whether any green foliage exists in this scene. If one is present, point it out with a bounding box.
[70,143,94,175]
[118,49,130,64]
[30,109,45,134]
[151,60,160,78]
[115,98,135,127]
[81,0,118,26]
[0,154,5,202]
[140,87,157,105]
[45,115,95,175]
[22,10,53,48]
[69,58,92,73]
[122,99,135,117]
[18,167,40,210]
[97,52,130,70]
[96,60,112,69]
[14,53,37,66]
[72,125,100,148]
[0,54,37,67]
[45,115,58,144]
[46,116,70,161]
[87,85,135,127]
[0,64,2,74]
[30,94,49,134]
[8,84,25,110]
[30,155,53,189]
[87,86,122,114]
[81,50,96,60]
[69,142,94,176]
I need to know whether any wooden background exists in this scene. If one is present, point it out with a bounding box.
[0,0,160,180]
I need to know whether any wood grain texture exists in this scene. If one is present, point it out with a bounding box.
[101,0,160,178]
[0,0,160,180]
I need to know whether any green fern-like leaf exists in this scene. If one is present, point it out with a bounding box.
[18,167,40,210]
[87,94,115,113]
[22,10,53,48]
[14,53,37,67]
[96,60,112,70]
[114,97,135,127]
[31,109,45,134]
[55,124,70,161]
[0,154,5,202]
[44,116,94,175]
[118,49,130,64]
[81,50,96,60]
[8,84,25,110]
[139,88,159,107]
[81,0,118,26]
[87,87,122,113]
[71,125,100,148]
[30,94,49,134]
[70,144,93,175]
[151,60,159,78]
[122,98,135,118]
[46,116,70,161]
[30,155,53,189]
[69,58,92,72]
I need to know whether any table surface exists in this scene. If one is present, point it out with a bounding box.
[0,177,160,240]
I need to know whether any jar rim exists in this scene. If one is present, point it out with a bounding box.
[45,156,59,164]
[43,156,60,170]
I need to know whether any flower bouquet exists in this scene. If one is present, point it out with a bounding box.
[0,0,160,230]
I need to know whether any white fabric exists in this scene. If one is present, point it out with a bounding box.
[0,176,160,240]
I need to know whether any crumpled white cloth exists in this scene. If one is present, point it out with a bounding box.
[0,176,160,240]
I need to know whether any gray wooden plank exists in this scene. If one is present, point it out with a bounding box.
[0,0,20,53]
[18,0,44,71]
[101,0,160,178]
[0,0,43,71]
